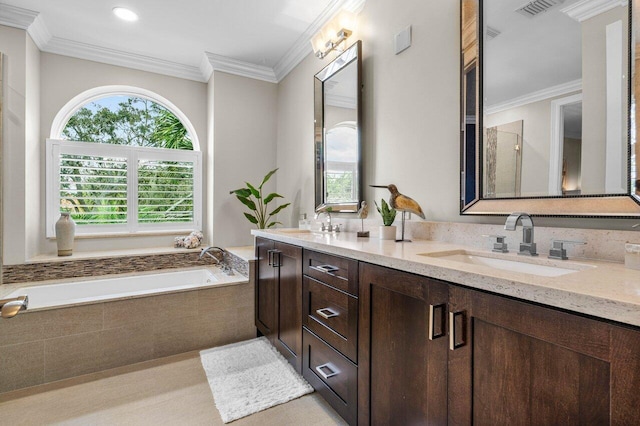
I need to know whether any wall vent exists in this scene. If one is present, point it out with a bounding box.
[515,0,565,18]
[485,26,501,40]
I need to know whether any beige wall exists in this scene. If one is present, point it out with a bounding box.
[278,0,460,226]
[1,26,28,265]
[25,35,40,262]
[32,53,207,262]
[211,71,278,247]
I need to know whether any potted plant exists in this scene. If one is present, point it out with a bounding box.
[374,198,397,240]
[230,168,290,229]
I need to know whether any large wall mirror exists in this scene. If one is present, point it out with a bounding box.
[461,0,640,217]
[314,40,362,213]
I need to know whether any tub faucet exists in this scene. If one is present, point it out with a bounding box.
[0,295,28,319]
[199,246,225,264]
[504,212,538,256]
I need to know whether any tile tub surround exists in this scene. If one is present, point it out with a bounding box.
[2,249,236,285]
[0,278,255,394]
[252,228,640,327]
[224,246,255,278]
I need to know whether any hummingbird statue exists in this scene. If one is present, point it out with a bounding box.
[370,184,425,241]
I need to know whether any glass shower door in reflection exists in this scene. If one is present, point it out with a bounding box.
[484,120,523,198]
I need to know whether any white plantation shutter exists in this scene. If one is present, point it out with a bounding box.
[137,159,195,224]
[59,153,128,225]
[47,139,202,236]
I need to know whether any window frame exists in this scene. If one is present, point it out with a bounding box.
[46,139,202,237]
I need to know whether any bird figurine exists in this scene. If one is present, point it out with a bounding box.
[357,201,369,237]
[370,184,425,219]
[370,184,425,242]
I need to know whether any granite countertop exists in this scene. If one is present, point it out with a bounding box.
[253,228,640,327]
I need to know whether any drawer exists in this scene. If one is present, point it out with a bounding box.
[303,276,357,362]
[302,329,357,425]
[303,249,358,296]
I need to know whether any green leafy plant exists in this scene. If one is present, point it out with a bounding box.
[374,198,397,226]
[230,168,291,229]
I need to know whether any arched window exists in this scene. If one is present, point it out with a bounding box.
[46,87,202,237]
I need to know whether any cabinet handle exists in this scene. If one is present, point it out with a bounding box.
[316,307,339,319]
[271,250,282,268]
[315,362,339,380]
[309,264,339,274]
[428,303,446,340]
[267,249,274,266]
[449,310,466,350]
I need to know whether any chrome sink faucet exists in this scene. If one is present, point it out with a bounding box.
[315,205,336,232]
[504,212,538,256]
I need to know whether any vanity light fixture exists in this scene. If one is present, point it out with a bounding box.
[113,7,139,22]
[311,10,356,59]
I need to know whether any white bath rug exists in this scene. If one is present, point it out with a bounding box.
[199,337,313,423]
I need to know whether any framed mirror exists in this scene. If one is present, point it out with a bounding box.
[461,0,640,217]
[314,40,363,213]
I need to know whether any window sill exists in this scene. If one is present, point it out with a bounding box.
[27,246,202,264]
[46,230,191,240]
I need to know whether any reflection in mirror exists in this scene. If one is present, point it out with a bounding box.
[315,41,362,213]
[484,120,523,198]
[460,0,640,216]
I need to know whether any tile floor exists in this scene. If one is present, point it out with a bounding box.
[0,351,346,425]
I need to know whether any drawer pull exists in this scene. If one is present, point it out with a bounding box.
[428,303,446,340]
[310,264,339,274]
[315,362,339,380]
[449,310,467,350]
[316,307,339,319]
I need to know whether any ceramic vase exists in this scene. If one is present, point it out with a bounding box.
[55,212,76,256]
[379,225,397,240]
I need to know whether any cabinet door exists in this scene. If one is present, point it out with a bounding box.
[358,263,448,426]
[448,286,640,425]
[255,237,276,339]
[274,241,303,372]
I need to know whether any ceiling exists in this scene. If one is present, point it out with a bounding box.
[0,0,365,82]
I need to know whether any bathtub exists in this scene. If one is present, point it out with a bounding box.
[0,266,255,394]
[5,267,245,310]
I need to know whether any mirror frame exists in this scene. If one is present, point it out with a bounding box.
[460,0,640,218]
[314,40,363,213]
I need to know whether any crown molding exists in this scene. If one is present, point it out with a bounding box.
[44,37,206,82]
[561,0,628,22]
[485,79,582,115]
[0,3,37,29]
[1,0,367,84]
[27,15,52,49]
[204,52,277,83]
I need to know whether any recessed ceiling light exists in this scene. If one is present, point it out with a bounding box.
[113,7,138,22]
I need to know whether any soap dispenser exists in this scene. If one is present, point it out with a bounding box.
[299,213,311,230]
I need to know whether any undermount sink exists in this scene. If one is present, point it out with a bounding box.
[420,250,594,277]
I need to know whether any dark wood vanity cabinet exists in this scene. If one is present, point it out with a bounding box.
[448,285,640,425]
[358,263,449,426]
[358,264,640,425]
[254,237,303,372]
[301,249,359,425]
[255,237,640,425]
